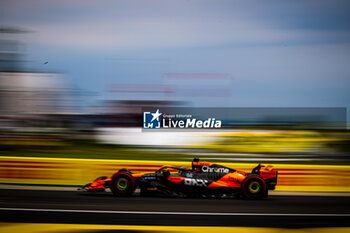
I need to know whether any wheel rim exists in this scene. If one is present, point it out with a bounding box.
[248,181,260,194]
[116,178,128,191]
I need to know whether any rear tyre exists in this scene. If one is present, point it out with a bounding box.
[241,176,267,200]
[110,173,136,197]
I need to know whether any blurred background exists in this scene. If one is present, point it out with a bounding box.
[0,0,350,232]
[1,0,350,186]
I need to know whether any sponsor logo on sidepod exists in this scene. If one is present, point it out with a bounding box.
[184,178,208,187]
[202,166,229,173]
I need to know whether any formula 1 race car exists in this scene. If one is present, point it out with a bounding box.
[79,158,278,199]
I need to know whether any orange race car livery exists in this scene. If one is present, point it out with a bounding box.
[79,158,278,199]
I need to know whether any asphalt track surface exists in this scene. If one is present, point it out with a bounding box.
[1,189,350,228]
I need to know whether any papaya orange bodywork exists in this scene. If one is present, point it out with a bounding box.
[80,159,277,199]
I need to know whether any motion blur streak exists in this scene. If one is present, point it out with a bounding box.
[1,156,350,192]
[1,208,350,216]
[1,0,350,232]
[0,223,350,233]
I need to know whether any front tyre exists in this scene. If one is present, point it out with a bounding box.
[241,176,267,199]
[110,173,136,197]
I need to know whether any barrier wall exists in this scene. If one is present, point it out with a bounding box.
[1,156,350,192]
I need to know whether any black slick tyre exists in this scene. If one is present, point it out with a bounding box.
[241,176,267,200]
[110,172,136,197]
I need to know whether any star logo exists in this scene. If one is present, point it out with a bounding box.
[143,109,162,129]
[150,109,162,122]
